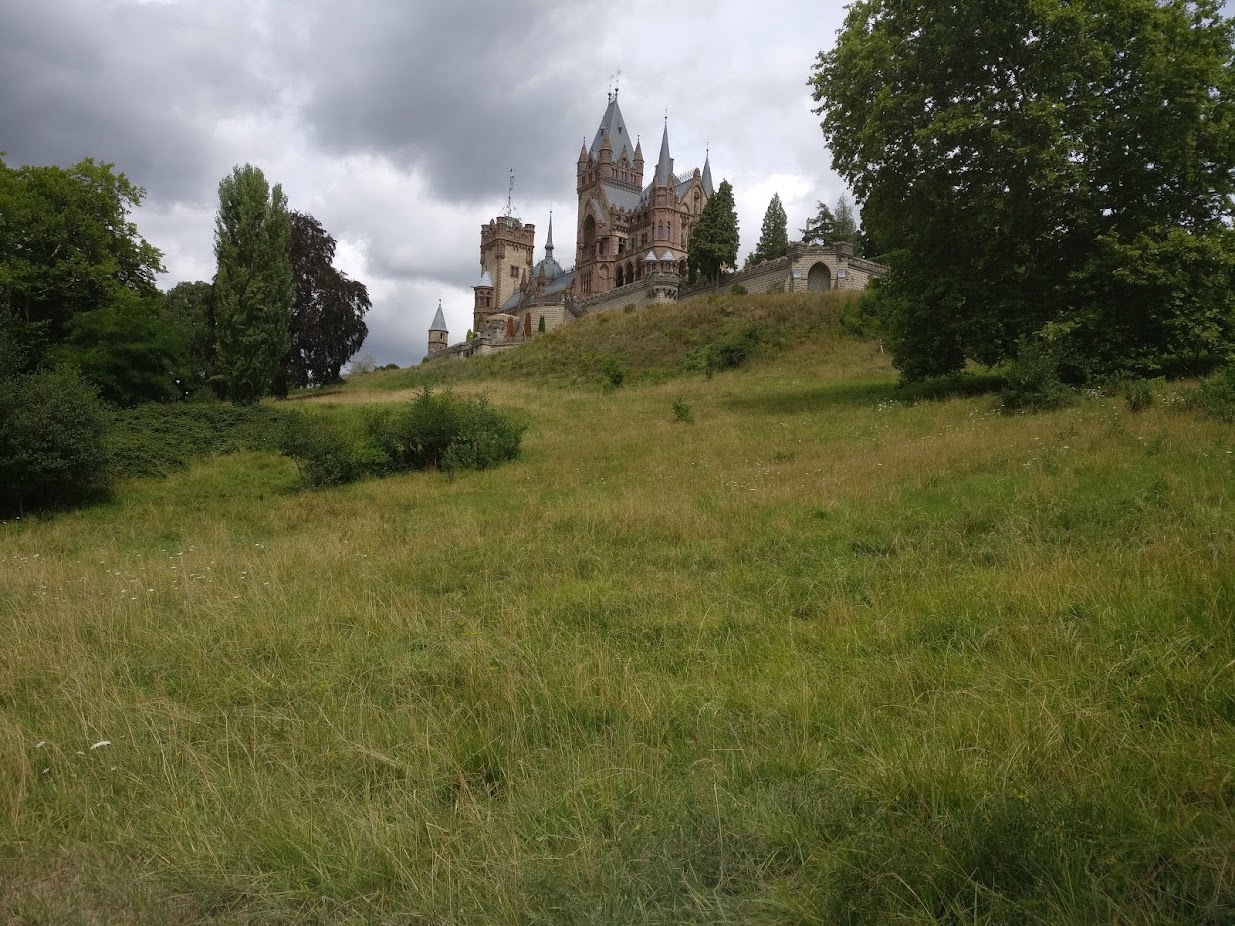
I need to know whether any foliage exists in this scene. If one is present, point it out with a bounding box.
[106,402,287,480]
[0,366,110,514]
[799,200,835,244]
[54,291,188,406]
[1188,363,1235,421]
[163,281,217,396]
[685,322,765,377]
[745,193,790,268]
[601,357,625,388]
[280,389,525,488]
[832,194,859,247]
[212,164,293,405]
[687,179,739,285]
[1000,340,1074,413]
[537,315,546,334]
[348,354,377,375]
[0,156,164,359]
[730,283,748,296]
[1124,379,1155,413]
[276,211,371,396]
[671,397,693,423]
[810,0,1235,382]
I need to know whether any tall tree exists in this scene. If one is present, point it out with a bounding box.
[832,194,858,246]
[811,0,1235,381]
[745,193,790,268]
[688,179,739,285]
[163,281,218,396]
[0,156,164,365]
[212,164,292,404]
[799,200,835,244]
[275,212,370,394]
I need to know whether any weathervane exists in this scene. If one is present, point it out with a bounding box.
[502,168,520,219]
[608,69,623,100]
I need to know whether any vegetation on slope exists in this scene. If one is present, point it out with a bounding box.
[2,320,1233,924]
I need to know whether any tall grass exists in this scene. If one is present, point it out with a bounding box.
[2,312,1233,924]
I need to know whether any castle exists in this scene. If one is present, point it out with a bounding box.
[427,93,888,360]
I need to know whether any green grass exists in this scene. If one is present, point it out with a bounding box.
[2,300,1234,924]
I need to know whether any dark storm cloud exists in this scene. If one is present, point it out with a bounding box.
[0,0,281,203]
[297,0,606,203]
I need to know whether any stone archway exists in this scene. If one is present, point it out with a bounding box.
[807,262,832,292]
[583,214,597,256]
[616,265,625,287]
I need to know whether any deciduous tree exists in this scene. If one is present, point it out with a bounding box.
[811,0,1235,380]
[275,212,370,395]
[212,164,292,404]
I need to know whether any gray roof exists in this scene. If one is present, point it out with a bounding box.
[602,182,641,212]
[500,290,522,312]
[475,270,492,288]
[429,302,447,331]
[702,151,714,196]
[590,199,608,225]
[533,255,564,279]
[590,94,634,163]
[654,124,673,186]
[643,249,659,261]
[545,269,576,295]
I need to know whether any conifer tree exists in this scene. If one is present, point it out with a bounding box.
[800,201,836,244]
[212,164,292,405]
[832,194,859,245]
[745,193,789,268]
[688,179,739,285]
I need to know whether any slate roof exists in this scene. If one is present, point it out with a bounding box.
[590,95,634,163]
[654,124,673,187]
[429,302,448,331]
[475,270,493,288]
[702,152,714,196]
[602,182,641,212]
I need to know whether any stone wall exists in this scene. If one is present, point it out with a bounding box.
[677,242,886,303]
[573,271,680,316]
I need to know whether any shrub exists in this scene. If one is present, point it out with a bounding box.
[601,357,625,388]
[671,398,693,423]
[280,388,524,489]
[0,366,111,515]
[730,283,748,295]
[710,324,763,371]
[1124,379,1155,413]
[1188,363,1235,421]
[1001,340,1074,413]
[107,402,287,479]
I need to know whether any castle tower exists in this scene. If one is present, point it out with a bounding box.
[427,300,448,356]
[477,214,535,329]
[576,91,636,297]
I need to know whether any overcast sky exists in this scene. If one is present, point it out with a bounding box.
[14,1,1219,367]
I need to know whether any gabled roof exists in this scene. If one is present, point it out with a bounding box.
[643,250,659,261]
[429,301,448,331]
[602,182,641,212]
[590,94,633,163]
[475,270,493,288]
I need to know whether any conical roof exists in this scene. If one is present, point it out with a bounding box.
[702,149,714,196]
[590,94,633,162]
[429,300,447,332]
[655,122,673,187]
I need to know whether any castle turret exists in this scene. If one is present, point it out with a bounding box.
[428,300,448,356]
[654,122,674,187]
[702,148,714,196]
[633,137,644,183]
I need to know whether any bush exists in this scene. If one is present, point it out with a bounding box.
[1124,379,1155,413]
[730,283,749,296]
[601,357,626,388]
[1001,340,1074,413]
[1188,363,1235,421]
[107,402,287,479]
[280,388,525,488]
[0,367,111,515]
[671,398,693,423]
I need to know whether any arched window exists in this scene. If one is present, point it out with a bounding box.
[616,265,625,287]
[657,221,664,240]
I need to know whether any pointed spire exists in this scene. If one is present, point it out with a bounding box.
[430,300,447,332]
[545,211,554,258]
[655,121,673,187]
[702,145,714,196]
[634,136,644,164]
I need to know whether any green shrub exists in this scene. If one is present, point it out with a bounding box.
[671,398,693,423]
[107,402,287,479]
[1188,363,1235,421]
[0,366,111,515]
[1001,340,1074,413]
[280,388,524,488]
[1124,379,1155,412]
[601,357,625,388]
[710,324,763,372]
[730,283,749,296]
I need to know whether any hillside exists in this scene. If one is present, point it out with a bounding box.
[2,298,1233,924]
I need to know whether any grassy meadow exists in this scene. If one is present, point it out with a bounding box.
[2,294,1233,924]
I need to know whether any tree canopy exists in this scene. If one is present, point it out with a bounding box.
[800,201,835,245]
[0,156,164,368]
[811,0,1235,381]
[212,164,293,404]
[746,193,790,268]
[688,180,739,285]
[276,211,370,394]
